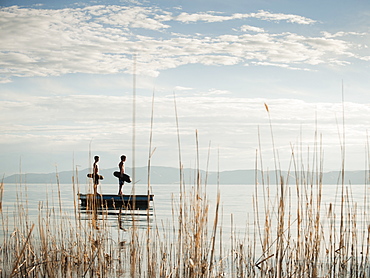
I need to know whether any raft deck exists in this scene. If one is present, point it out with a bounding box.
[78,193,154,210]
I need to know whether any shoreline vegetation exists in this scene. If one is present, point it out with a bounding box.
[2,99,370,277]
[1,154,370,276]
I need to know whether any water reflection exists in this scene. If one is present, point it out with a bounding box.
[77,205,154,231]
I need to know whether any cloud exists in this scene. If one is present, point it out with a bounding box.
[1,94,368,171]
[195,89,232,96]
[240,25,265,33]
[92,6,171,30]
[322,31,367,38]
[173,10,315,24]
[250,10,316,24]
[251,61,312,71]
[174,86,193,91]
[175,11,235,23]
[0,5,367,82]
[1,94,367,141]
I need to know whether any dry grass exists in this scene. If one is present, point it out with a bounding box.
[1,158,370,277]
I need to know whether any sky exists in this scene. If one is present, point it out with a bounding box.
[0,0,369,177]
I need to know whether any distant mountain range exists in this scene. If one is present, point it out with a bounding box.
[2,166,369,185]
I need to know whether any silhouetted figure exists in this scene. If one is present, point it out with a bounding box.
[118,155,126,195]
[93,155,99,194]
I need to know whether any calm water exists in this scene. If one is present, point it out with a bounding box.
[1,182,370,244]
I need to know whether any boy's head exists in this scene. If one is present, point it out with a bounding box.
[94,155,99,162]
[121,155,126,161]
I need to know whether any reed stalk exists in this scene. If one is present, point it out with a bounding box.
[0,178,3,212]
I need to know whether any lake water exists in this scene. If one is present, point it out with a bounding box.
[2,181,369,245]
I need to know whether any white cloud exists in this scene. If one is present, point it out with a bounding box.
[251,61,312,71]
[195,89,232,96]
[1,94,367,144]
[322,31,367,38]
[0,94,370,169]
[240,25,265,33]
[0,5,367,83]
[0,92,369,172]
[174,86,193,91]
[175,12,234,23]
[250,10,316,24]
[173,10,315,24]
[93,6,171,30]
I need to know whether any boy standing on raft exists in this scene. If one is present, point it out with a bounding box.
[93,155,100,195]
[118,155,126,195]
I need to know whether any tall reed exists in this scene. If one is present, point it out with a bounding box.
[0,178,3,212]
[2,154,370,277]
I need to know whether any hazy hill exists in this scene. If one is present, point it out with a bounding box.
[2,166,369,185]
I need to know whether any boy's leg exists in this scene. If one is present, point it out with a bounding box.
[118,179,124,195]
[93,174,99,194]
